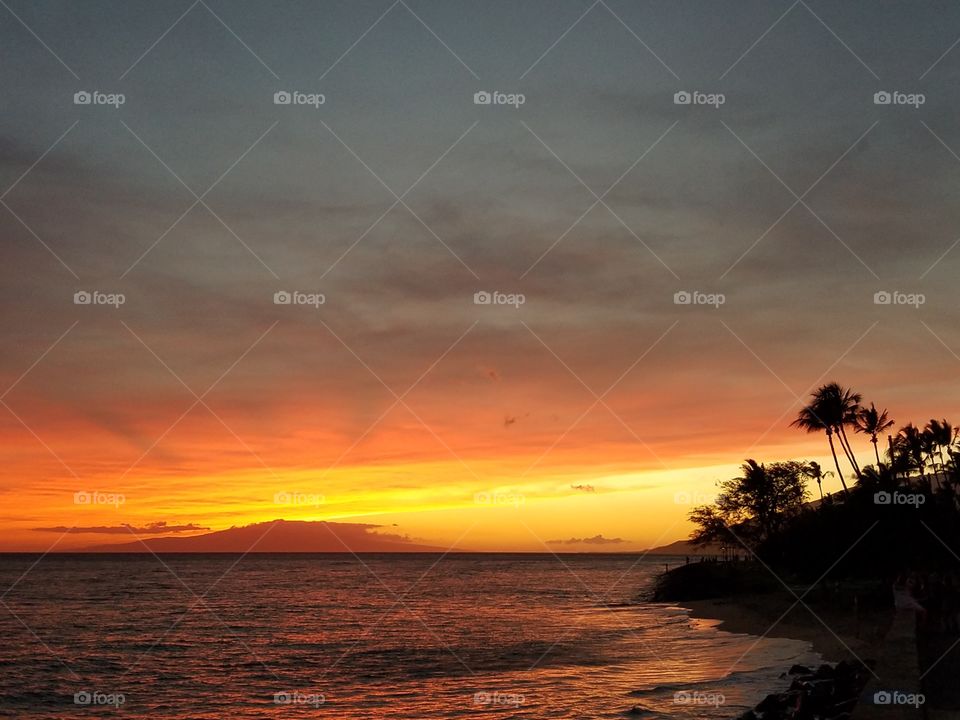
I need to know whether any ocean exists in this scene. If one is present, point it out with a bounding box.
[0,554,818,718]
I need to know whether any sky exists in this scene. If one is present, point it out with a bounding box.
[3,0,960,551]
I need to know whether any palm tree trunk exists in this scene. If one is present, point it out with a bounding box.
[838,424,861,477]
[828,433,849,496]
[873,437,880,466]
[838,434,857,475]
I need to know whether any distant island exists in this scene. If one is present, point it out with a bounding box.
[67,519,706,555]
[642,539,725,556]
[79,519,446,553]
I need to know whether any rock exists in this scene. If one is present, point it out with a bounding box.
[815,663,836,677]
[744,659,870,720]
[833,660,855,678]
[756,692,788,714]
[801,677,835,701]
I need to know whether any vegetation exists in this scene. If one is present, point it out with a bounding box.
[688,382,960,580]
[689,460,808,546]
[790,383,864,494]
[854,402,894,466]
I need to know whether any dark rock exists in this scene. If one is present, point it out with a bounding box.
[829,698,857,713]
[744,659,870,720]
[799,677,835,701]
[756,692,786,713]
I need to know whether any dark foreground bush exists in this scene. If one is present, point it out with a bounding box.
[651,561,779,602]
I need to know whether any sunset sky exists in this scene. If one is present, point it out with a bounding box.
[3,0,960,551]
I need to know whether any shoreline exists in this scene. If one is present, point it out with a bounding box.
[651,563,891,665]
[674,592,890,719]
[681,593,884,663]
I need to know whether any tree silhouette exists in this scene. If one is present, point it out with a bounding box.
[689,459,808,549]
[925,418,955,472]
[855,403,894,466]
[804,460,831,500]
[892,423,927,480]
[792,383,865,495]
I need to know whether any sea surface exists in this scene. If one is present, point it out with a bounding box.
[0,554,819,718]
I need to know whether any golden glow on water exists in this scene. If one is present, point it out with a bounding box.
[0,555,820,719]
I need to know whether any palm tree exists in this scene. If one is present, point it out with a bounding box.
[894,423,927,479]
[888,431,913,479]
[925,419,955,471]
[855,403,895,465]
[792,404,848,496]
[825,383,863,478]
[804,460,831,500]
[793,383,863,491]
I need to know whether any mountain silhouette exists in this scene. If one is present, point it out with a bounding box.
[82,519,446,552]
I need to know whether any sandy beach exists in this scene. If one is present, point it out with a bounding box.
[683,591,889,665]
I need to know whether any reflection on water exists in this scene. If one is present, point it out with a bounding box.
[0,554,818,718]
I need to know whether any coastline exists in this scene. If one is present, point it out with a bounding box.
[682,592,886,664]
[666,588,894,719]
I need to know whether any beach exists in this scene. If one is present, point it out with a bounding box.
[673,577,960,719]
[650,563,901,719]
[684,591,887,664]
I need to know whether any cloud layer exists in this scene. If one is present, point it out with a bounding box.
[3,1,960,549]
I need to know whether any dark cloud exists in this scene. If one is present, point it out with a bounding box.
[4,0,960,527]
[570,484,595,492]
[548,534,625,545]
[32,522,209,535]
